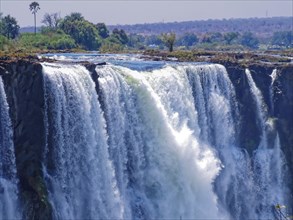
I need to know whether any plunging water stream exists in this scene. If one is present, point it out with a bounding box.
[0,77,21,219]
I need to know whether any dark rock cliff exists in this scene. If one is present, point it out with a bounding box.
[223,61,293,210]
[0,58,292,218]
[0,60,52,220]
[223,62,275,154]
[274,65,293,204]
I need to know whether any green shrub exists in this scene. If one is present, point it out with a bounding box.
[48,35,76,50]
[0,35,12,50]
[18,32,76,50]
[100,40,124,53]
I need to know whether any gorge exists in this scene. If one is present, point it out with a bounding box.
[0,55,292,219]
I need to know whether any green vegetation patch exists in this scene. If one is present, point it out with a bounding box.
[18,32,76,50]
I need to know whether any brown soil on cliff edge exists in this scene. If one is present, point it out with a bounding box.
[0,49,292,69]
[0,47,87,58]
[142,49,293,68]
[0,48,293,65]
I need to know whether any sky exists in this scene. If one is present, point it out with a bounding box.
[0,0,292,27]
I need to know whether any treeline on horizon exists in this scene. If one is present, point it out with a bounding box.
[0,2,292,53]
[110,17,292,36]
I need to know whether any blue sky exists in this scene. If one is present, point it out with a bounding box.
[1,0,292,27]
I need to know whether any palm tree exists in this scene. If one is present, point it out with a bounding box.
[29,1,40,34]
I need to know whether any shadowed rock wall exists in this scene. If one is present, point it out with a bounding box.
[0,60,52,220]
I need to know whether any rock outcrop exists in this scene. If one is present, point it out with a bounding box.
[0,59,52,220]
[224,61,293,206]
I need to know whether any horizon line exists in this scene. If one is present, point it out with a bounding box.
[19,15,292,28]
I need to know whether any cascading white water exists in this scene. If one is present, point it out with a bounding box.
[0,77,21,219]
[245,69,287,219]
[40,61,289,220]
[42,63,124,220]
[185,64,249,219]
[245,69,269,148]
[96,65,147,219]
[97,64,225,219]
[270,69,277,114]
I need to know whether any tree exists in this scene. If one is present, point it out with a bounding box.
[112,28,129,45]
[224,32,239,45]
[65,12,83,22]
[29,2,40,35]
[210,32,223,43]
[177,33,198,47]
[42,13,61,30]
[201,32,223,44]
[1,15,19,39]
[0,13,3,34]
[240,32,259,49]
[145,35,163,47]
[161,32,176,52]
[201,34,212,44]
[59,12,101,50]
[271,31,292,48]
[96,23,109,39]
[127,33,145,48]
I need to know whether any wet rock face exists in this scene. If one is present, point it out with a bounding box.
[223,62,292,154]
[0,60,52,220]
[231,63,292,160]
[225,62,293,206]
[274,66,293,198]
[223,63,274,155]
[224,63,259,154]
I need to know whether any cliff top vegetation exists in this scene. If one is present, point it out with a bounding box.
[0,2,291,61]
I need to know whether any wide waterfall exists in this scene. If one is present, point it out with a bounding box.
[0,77,21,219]
[37,61,289,219]
[0,58,286,220]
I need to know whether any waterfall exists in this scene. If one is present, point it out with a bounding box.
[96,64,225,219]
[42,63,124,220]
[38,61,289,220]
[183,64,244,219]
[96,65,146,218]
[270,69,277,114]
[245,69,288,219]
[245,69,269,148]
[0,77,21,219]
